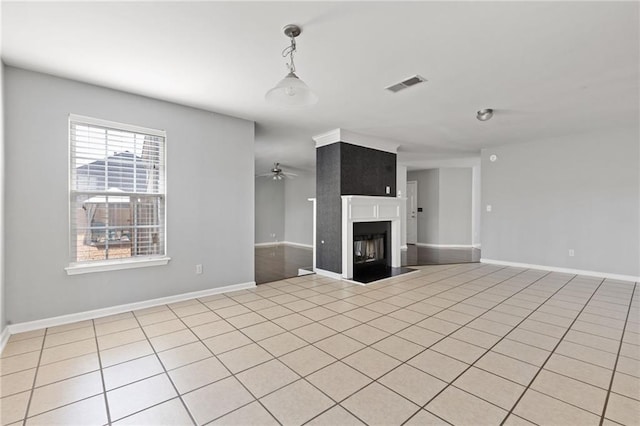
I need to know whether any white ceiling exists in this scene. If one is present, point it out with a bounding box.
[2,1,638,174]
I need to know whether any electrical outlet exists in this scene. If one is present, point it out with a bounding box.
[195,264,203,274]
[486,205,492,212]
[568,249,575,257]
[385,186,390,194]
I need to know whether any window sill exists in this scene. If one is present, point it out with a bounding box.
[65,257,171,275]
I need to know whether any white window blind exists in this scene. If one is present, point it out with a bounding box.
[69,115,166,265]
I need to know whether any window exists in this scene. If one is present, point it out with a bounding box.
[67,114,168,273]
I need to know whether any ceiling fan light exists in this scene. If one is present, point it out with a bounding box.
[477,108,494,121]
[265,72,318,107]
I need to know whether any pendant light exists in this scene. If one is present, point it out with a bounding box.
[265,24,318,107]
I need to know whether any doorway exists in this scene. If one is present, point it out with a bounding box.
[403,168,480,266]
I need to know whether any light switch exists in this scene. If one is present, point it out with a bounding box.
[385,186,390,194]
[486,205,492,212]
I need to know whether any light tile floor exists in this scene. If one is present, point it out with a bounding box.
[1,263,638,425]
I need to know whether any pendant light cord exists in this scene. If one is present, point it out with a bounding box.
[282,36,297,73]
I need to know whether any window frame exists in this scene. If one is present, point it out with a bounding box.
[65,114,170,275]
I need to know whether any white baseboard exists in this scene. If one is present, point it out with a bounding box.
[6,281,256,336]
[282,241,313,249]
[314,268,343,280]
[416,243,474,248]
[0,327,10,355]
[254,242,280,247]
[255,241,313,249]
[480,259,639,283]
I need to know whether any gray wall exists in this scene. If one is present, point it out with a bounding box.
[255,178,285,244]
[5,67,255,324]
[472,165,482,247]
[439,168,473,245]
[284,171,315,246]
[254,170,315,246]
[408,168,473,245]
[481,129,640,277]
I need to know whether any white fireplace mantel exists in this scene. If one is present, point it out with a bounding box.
[342,196,405,280]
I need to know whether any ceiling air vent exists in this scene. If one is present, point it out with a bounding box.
[385,75,427,93]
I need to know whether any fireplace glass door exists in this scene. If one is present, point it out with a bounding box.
[354,234,385,265]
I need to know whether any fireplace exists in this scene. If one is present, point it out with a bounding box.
[339,195,403,281]
[353,221,391,275]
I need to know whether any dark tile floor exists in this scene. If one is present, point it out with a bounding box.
[256,245,481,285]
[403,245,481,266]
[255,245,313,285]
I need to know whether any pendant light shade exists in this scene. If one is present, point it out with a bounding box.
[265,72,318,107]
[266,24,318,108]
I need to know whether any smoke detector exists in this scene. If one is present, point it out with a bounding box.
[385,75,427,93]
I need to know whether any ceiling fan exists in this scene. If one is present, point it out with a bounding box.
[257,163,298,180]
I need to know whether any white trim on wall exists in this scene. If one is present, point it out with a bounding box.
[314,268,343,281]
[282,241,313,249]
[309,198,317,272]
[254,242,281,247]
[416,243,475,248]
[65,257,171,275]
[6,281,256,336]
[312,128,400,153]
[254,241,313,249]
[481,258,639,283]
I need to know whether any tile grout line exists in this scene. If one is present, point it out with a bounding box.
[598,282,637,425]
[162,301,284,426]
[499,276,608,425]
[128,310,198,426]
[300,267,533,425]
[233,263,494,349]
[200,266,444,424]
[324,270,554,421]
[397,270,572,425]
[19,328,48,426]
[404,272,587,424]
[91,319,113,425]
[197,264,494,425]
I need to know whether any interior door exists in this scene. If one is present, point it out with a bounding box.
[407,181,418,244]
